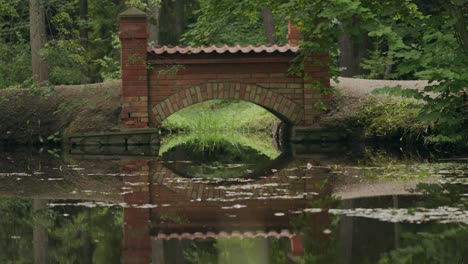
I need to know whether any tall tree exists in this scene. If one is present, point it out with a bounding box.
[261,6,277,44]
[79,0,88,47]
[147,1,160,45]
[29,0,48,83]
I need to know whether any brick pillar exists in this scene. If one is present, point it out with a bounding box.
[303,60,330,126]
[122,160,151,264]
[290,235,305,255]
[287,20,330,126]
[119,8,149,128]
[287,21,301,46]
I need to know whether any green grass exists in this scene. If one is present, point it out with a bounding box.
[161,100,279,132]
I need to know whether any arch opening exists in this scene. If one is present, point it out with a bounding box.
[150,82,304,127]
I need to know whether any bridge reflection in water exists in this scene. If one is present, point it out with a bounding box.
[119,154,334,263]
[3,141,460,263]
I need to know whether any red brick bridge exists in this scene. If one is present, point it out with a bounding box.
[119,8,330,130]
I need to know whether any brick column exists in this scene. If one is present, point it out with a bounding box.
[303,65,330,126]
[287,21,301,46]
[119,8,149,128]
[122,160,151,264]
[288,20,330,126]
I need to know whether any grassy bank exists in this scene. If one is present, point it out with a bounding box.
[0,81,121,145]
[161,100,279,133]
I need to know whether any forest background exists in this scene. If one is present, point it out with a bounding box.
[0,0,466,144]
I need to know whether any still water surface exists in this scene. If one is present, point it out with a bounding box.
[0,135,466,263]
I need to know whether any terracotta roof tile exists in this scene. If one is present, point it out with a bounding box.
[148,44,299,55]
[153,229,295,240]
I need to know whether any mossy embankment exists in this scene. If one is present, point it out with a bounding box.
[0,81,121,145]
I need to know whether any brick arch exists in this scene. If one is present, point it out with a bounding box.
[151,82,304,126]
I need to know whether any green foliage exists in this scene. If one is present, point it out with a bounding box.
[378,226,468,264]
[368,2,468,144]
[357,98,429,142]
[359,42,397,80]
[43,39,89,85]
[181,0,269,46]
[0,198,33,263]
[95,55,121,81]
[0,40,31,88]
[0,0,124,87]
[49,207,123,263]
[26,80,56,96]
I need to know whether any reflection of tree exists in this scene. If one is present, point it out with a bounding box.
[378,180,467,264]
[0,198,33,263]
[289,187,340,264]
[378,225,468,264]
[48,207,123,263]
[0,198,124,263]
[411,182,466,209]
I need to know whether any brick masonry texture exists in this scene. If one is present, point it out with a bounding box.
[120,9,330,129]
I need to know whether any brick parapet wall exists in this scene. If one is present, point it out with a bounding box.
[120,11,149,128]
[148,57,329,126]
[121,159,151,264]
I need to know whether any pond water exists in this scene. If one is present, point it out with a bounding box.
[0,134,466,263]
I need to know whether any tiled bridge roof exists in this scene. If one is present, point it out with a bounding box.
[148,44,299,55]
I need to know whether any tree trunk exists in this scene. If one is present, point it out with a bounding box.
[29,0,48,83]
[79,0,88,47]
[33,199,48,264]
[442,1,468,53]
[147,2,160,45]
[338,30,355,77]
[339,22,369,77]
[384,63,393,80]
[174,0,185,41]
[261,7,276,44]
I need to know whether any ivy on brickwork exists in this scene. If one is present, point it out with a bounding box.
[157,65,186,77]
[127,53,145,65]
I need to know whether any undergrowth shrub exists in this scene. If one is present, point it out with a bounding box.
[357,98,429,142]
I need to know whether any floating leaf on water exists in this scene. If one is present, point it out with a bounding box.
[134,204,158,209]
[221,204,247,210]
